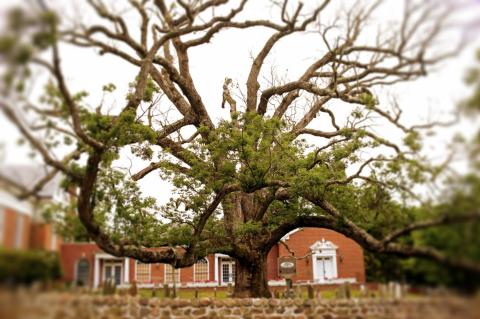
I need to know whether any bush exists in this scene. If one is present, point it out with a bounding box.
[0,249,61,285]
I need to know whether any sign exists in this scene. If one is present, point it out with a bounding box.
[278,256,297,278]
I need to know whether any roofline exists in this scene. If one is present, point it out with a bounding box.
[281,227,303,240]
[0,190,33,216]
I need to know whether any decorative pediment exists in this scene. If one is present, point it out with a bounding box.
[310,238,338,252]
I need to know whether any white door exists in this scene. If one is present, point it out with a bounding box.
[316,257,334,281]
[221,260,235,284]
[104,262,123,285]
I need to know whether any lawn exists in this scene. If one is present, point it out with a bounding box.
[137,288,231,299]
[132,287,371,299]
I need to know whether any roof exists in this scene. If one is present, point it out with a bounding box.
[0,165,62,198]
[281,228,303,240]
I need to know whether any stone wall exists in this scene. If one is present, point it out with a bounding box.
[0,291,478,319]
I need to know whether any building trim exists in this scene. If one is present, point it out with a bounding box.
[281,228,303,240]
[268,278,356,286]
[94,255,100,288]
[124,258,129,284]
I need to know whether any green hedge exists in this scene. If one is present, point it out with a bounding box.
[0,249,61,285]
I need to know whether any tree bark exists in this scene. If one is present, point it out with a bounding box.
[233,254,271,298]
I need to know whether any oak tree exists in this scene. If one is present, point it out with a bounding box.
[1,0,479,297]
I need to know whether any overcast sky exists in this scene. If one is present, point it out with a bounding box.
[0,0,479,204]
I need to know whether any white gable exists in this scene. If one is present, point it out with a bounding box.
[310,238,338,252]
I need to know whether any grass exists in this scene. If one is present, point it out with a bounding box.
[137,288,231,299]
[96,286,425,300]
[132,287,370,300]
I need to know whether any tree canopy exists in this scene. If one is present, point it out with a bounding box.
[1,0,479,297]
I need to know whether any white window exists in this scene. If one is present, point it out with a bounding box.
[164,264,180,283]
[14,215,24,249]
[135,261,151,283]
[0,208,5,245]
[221,258,235,284]
[194,258,209,282]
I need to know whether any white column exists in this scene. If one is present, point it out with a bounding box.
[124,258,130,284]
[214,254,219,283]
[332,256,338,278]
[94,255,100,288]
[311,253,317,282]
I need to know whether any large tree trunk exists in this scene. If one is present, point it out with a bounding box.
[222,192,273,297]
[233,254,271,298]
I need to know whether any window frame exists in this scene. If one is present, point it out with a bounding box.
[193,257,209,282]
[134,261,151,283]
[164,264,181,284]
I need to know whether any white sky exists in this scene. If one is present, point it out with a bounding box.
[0,0,479,204]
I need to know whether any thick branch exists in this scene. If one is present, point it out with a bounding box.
[1,103,81,180]
[311,197,480,274]
[383,212,480,244]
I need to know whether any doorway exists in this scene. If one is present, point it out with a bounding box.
[103,261,123,285]
[316,256,335,281]
[221,259,235,284]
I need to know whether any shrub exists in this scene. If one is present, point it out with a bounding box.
[0,249,61,285]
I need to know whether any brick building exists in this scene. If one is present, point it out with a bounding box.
[60,227,365,288]
[0,166,63,251]
[0,166,366,288]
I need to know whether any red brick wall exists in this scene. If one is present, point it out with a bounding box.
[2,209,31,250]
[60,243,101,285]
[3,209,17,249]
[59,229,365,286]
[21,215,31,250]
[129,258,136,282]
[30,223,53,250]
[28,222,62,251]
[181,263,193,282]
[266,245,279,281]
[208,255,216,282]
[152,263,165,283]
[275,228,365,283]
